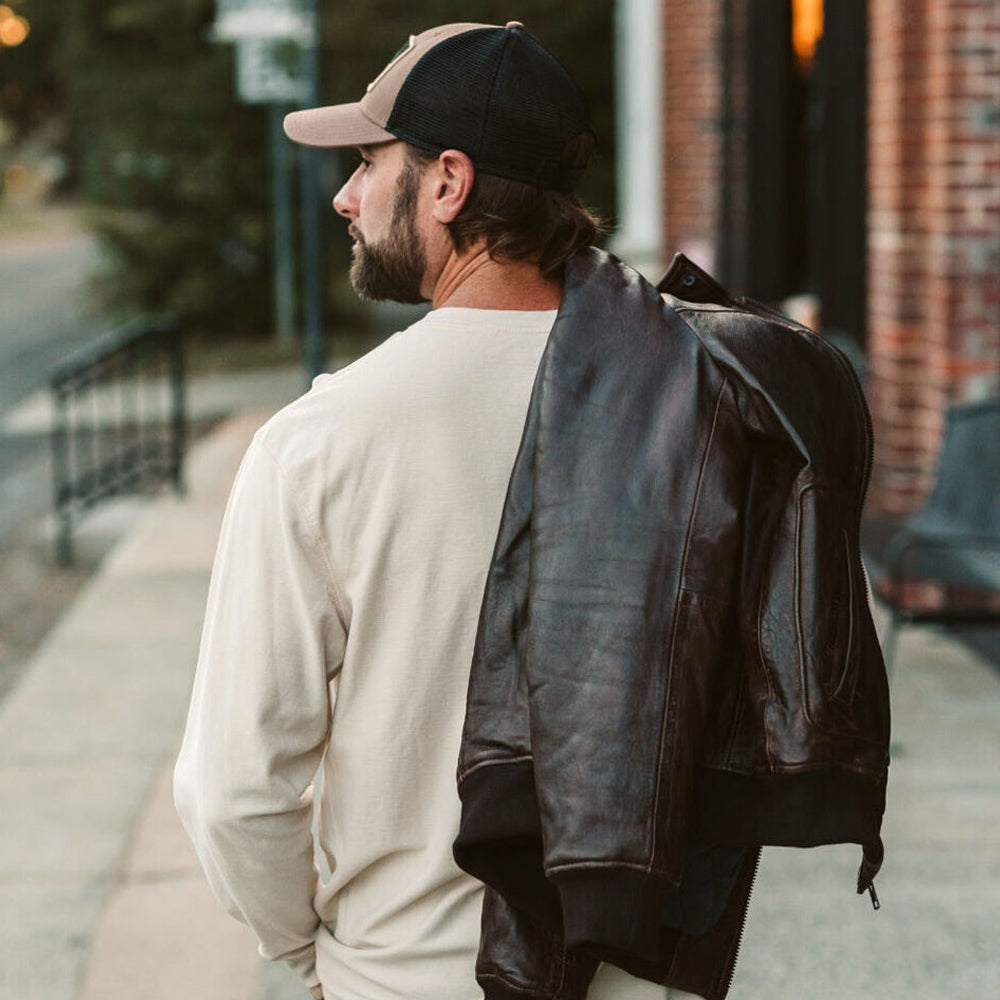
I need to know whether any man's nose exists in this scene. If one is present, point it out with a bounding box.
[333,170,360,219]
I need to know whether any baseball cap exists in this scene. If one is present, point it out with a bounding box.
[283,21,591,191]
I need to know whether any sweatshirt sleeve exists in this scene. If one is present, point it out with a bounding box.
[174,431,347,987]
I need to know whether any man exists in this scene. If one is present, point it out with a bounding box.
[175,21,687,1000]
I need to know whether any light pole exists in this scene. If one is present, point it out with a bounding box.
[211,0,324,379]
[268,102,296,345]
[298,0,325,382]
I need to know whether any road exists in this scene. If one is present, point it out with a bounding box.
[0,231,107,542]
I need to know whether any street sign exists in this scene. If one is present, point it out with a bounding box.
[236,37,309,104]
[212,0,324,369]
[213,0,315,105]
[212,0,314,45]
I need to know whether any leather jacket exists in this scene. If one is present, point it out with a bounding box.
[452,249,890,1000]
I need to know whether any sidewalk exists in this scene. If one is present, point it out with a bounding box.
[0,386,998,1000]
[0,405,283,1000]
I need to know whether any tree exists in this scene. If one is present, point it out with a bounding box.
[62,0,271,335]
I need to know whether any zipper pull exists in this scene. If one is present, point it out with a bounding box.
[867,882,880,910]
[856,841,884,910]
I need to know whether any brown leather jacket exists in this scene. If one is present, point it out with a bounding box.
[453,249,890,1000]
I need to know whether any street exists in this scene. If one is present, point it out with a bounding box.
[0,231,107,542]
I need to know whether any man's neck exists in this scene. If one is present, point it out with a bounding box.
[430,246,562,311]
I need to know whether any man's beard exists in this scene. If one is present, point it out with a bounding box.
[349,162,428,305]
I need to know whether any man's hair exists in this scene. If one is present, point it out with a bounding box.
[407,134,605,278]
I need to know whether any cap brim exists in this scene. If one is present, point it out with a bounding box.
[283,103,395,148]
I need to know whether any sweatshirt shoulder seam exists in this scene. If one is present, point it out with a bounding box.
[251,432,351,628]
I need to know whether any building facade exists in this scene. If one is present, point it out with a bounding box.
[649,0,999,515]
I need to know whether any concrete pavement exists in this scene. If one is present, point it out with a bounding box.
[0,376,998,1000]
[0,407,287,1000]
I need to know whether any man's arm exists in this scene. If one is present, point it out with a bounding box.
[174,431,347,989]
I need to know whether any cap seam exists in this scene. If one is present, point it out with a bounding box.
[386,26,492,147]
[474,30,515,163]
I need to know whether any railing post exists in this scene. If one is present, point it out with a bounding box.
[48,314,187,563]
[51,384,73,567]
[169,322,186,494]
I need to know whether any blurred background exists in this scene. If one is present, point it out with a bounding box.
[0,2,997,999]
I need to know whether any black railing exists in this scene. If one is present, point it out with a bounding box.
[50,315,185,565]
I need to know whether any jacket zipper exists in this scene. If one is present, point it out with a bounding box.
[785,304,886,912]
[723,847,762,995]
[796,317,886,912]
[726,296,886,916]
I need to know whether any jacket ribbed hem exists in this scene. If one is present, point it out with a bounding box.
[552,866,672,961]
[457,759,885,854]
[692,765,886,852]
[479,975,561,1000]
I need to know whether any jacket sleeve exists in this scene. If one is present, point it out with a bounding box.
[476,887,599,1000]
[173,432,347,987]
[525,264,747,959]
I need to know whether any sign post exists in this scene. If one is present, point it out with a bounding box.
[297,0,325,382]
[212,0,323,372]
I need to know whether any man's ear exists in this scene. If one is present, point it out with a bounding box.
[430,149,475,224]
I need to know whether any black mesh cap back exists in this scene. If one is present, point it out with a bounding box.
[386,26,590,190]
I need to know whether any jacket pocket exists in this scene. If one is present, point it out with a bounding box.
[795,485,861,731]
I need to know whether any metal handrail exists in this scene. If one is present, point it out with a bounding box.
[50,315,186,565]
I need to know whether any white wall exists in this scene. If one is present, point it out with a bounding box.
[610,0,664,281]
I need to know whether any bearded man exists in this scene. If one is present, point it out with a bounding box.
[174,20,691,1000]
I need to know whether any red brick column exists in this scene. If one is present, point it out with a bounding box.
[867,0,1000,515]
[660,0,726,272]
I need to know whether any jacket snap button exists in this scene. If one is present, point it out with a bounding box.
[683,274,696,288]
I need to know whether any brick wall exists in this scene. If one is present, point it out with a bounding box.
[659,0,998,517]
[661,0,726,272]
[867,0,1000,514]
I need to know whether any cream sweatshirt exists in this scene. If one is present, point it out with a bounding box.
[174,307,681,1000]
